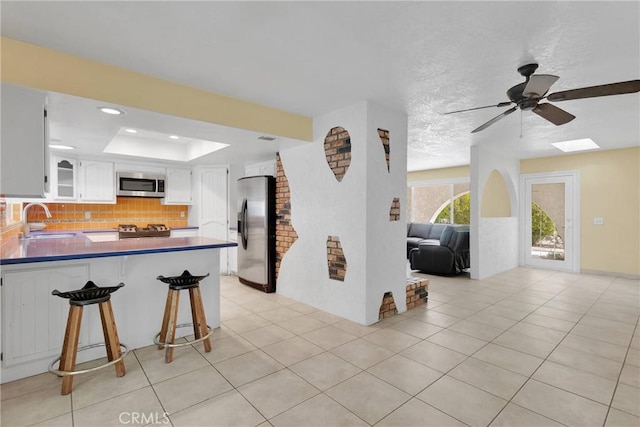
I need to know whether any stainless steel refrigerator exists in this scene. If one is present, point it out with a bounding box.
[237,175,276,293]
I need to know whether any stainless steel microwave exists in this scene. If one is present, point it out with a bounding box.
[116,172,166,198]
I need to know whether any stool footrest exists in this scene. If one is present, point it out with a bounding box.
[49,342,129,377]
[153,323,213,348]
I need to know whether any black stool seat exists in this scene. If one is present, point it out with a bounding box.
[157,270,210,290]
[52,281,124,306]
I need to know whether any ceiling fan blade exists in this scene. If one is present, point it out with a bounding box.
[443,101,512,115]
[523,74,559,97]
[547,80,640,102]
[471,106,517,133]
[532,103,576,125]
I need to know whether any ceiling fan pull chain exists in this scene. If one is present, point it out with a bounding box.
[520,110,523,139]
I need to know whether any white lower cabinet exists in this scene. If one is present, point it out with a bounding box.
[2,265,90,367]
[0,248,222,383]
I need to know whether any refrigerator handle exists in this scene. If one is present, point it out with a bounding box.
[239,198,248,250]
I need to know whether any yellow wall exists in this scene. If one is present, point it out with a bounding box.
[0,37,312,141]
[522,147,640,276]
[408,165,470,182]
[409,148,639,276]
[481,170,511,217]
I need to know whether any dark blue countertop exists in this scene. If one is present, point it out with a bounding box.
[81,226,199,233]
[1,232,236,265]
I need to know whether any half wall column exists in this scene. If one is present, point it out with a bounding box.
[276,101,407,325]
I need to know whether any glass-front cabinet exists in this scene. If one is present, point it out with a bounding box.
[53,157,77,200]
[49,156,116,203]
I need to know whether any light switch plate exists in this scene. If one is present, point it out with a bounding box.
[594,217,604,225]
[85,211,91,220]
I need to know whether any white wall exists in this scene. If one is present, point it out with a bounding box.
[277,101,407,325]
[470,145,520,279]
[364,104,408,322]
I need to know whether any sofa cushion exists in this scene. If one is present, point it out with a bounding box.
[446,226,469,251]
[439,225,455,246]
[407,237,425,247]
[428,223,447,240]
[408,222,432,239]
[419,239,440,246]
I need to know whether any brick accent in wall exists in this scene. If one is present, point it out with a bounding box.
[327,235,347,281]
[406,277,429,309]
[324,126,351,182]
[389,197,400,221]
[379,278,429,320]
[378,128,390,172]
[275,153,298,280]
[379,292,398,319]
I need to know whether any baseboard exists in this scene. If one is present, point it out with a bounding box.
[580,268,640,281]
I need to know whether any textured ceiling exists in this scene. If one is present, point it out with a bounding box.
[2,1,639,171]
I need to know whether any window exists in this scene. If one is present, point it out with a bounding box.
[408,180,470,225]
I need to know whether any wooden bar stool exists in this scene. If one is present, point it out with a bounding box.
[49,281,128,395]
[154,271,212,363]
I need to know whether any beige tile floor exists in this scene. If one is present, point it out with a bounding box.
[2,268,639,426]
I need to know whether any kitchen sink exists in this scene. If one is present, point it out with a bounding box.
[24,232,78,240]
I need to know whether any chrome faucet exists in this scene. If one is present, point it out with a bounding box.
[22,202,52,237]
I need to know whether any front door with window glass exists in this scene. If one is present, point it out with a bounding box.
[522,173,578,272]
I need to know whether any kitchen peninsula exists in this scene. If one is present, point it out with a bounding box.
[0,232,236,383]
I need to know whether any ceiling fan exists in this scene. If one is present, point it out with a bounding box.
[445,63,640,133]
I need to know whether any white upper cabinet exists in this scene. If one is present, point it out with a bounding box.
[163,167,192,205]
[244,160,275,177]
[1,84,50,198]
[115,162,165,174]
[79,160,115,203]
[51,156,77,200]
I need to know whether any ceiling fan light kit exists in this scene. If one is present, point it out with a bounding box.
[446,63,640,133]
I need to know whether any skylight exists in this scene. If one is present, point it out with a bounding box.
[550,138,600,153]
[103,128,229,161]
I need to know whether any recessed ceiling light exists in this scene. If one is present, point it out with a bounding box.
[125,128,137,134]
[169,135,180,140]
[551,138,600,153]
[49,144,75,150]
[98,106,125,115]
[105,127,229,161]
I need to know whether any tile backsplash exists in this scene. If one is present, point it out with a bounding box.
[25,197,189,230]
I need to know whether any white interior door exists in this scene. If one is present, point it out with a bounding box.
[521,172,579,272]
[199,167,229,274]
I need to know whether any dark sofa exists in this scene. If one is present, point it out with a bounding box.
[407,222,470,275]
[406,222,448,258]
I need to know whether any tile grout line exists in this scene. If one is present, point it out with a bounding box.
[426,273,607,425]
[484,275,628,427]
[130,350,175,426]
[482,274,587,426]
[601,316,640,425]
